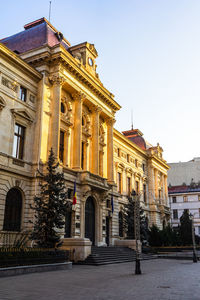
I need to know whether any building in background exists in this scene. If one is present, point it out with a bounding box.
[0,18,170,258]
[168,157,200,235]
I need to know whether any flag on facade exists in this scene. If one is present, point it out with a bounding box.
[73,181,77,205]
[111,194,114,214]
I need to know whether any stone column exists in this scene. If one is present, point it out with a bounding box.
[63,129,70,166]
[49,75,65,159]
[161,174,165,203]
[154,168,158,199]
[72,92,84,170]
[91,106,102,175]
[164,175,168,204]
[147,164,155,205]
[107,118,115,184]
[80,200,85,238]
[99,204,103,245]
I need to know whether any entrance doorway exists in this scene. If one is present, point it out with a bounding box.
[106,217,110,246]
[85,197,95,245]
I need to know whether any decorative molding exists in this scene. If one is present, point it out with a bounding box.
[72,91,86,102]
[11,108,33,125]
[106,117,116,126]
[1,76,18,92]
[0,96,6,111]
[49,75,66,86]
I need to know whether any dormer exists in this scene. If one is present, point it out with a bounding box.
[69,42,98,77]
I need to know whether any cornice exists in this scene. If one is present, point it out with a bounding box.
[50,46,121,112]
[0,43,42,81]
[148,154,170,170]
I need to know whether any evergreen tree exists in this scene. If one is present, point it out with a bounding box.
[179,210,192,246]
[148,224,162,247]
[30,148,71,248]
[123,195,148,241]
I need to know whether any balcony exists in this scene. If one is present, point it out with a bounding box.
[79,171,109,191]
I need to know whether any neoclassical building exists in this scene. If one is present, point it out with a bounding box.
[0,18,170,256]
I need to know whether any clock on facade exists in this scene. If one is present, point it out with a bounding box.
[88,57,93,66]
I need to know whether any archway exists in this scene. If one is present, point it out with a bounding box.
[3,188,22,231]
[85,196,95,245]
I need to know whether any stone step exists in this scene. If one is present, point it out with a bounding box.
[76,246,157,265]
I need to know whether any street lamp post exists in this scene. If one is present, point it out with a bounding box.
[132,190,142,275]
[189,213,198,263]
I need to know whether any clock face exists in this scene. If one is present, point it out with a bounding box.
[88,57,93,66]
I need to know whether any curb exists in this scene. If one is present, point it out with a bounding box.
[0,262,72,277]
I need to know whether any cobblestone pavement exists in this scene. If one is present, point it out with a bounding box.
[0,259,200,300]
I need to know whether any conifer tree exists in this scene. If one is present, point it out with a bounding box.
[123,194,148,241]
[30,148,71,248]
[179,210,192,246]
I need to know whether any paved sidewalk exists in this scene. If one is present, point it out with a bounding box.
[0,259,200,300]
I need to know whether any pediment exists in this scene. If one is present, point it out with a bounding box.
[118,163,125,170]
[0,96,6,111]
[125,167,133,174]
[11,108,33,124]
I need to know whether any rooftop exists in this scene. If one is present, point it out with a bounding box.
[0,17,70,54]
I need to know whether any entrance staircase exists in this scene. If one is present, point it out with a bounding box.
[77,246,157,265]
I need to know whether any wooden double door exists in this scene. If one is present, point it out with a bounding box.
[85,197,95,245]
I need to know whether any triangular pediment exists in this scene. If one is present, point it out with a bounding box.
[0,96,6,110]
[11,108,33,123]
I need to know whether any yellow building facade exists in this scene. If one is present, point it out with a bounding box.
[0,18,169,257]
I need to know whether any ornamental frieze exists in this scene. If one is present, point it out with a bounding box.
[1,76,18,92]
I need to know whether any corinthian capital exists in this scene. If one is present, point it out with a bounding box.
[72,91,86,102]
[49,75,66,86]
[106,117,116,126]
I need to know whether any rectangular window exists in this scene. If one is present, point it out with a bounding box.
[67,188,73,199]
[59,131,64,163]
[172,196,176,203]
[117,148,120,157]
[81,141,85,169]
[135,181,139,194]
[127,154,130,163]
[135,159,138,168]
[173,209,178,219]
[183,196,188,202]
[13,124,25,159]
[143,184,147,203]
[158,189,161,199]
[117,172,122,193]
[19,86,27,102]
[127,177,131,196]
[142,163,145,172]
[198,195,200,201]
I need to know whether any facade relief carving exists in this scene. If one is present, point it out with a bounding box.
[1,76,18,92]
[72,91,86,102]
[0,96,6,111]
[49,75,66,86]
[61,96,73,125]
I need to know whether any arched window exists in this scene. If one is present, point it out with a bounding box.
[119,211,123,237]
[3,188,22,232]
[61,102,65,113]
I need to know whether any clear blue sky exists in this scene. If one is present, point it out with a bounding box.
[1,0,200,163]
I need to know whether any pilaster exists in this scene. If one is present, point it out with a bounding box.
[72,92,85,170]
[91,106,102,175]
[107,117,115,184]
[49,75,65,159]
